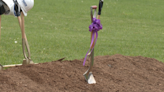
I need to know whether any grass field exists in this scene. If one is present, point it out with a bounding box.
[0,0,164,65]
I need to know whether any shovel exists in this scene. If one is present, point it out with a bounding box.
[0,14,33,70]
[13,0,33,64]
[83,0,104,84]
[17,12,33,65]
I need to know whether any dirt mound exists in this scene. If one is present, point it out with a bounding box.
[0,54,164,92]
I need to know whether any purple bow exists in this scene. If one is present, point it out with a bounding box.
[89,18,102,32]
[83,18,102,66]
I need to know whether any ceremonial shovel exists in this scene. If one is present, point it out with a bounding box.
[83,0,103,84]
[18,12,33,64]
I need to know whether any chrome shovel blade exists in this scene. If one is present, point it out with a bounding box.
[83,72,96,84]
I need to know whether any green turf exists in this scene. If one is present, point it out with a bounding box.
[0,0,164,65]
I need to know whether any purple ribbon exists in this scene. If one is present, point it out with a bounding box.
[83,18,102,66]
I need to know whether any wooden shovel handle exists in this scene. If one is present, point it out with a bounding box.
[90,4,101,49]
[90,32,96,49]
[21,12,26,39]
[90,15,101,49]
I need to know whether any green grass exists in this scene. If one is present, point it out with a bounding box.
[1,0,164,65]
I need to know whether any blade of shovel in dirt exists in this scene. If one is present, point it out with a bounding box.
[83,49,96,84]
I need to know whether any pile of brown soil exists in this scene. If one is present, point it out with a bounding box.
[0,54,164,92]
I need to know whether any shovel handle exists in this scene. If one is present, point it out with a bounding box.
[21,12,26,39]
[90,32,96,49]
[90,6,97,49]
[91,0,103,47]
[18,12,31,60]
[21,12,31,59]
[98,0,104,19]
[91,6,97,9]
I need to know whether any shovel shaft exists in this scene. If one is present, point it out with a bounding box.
[97,15,100,19]
[18,12,27,39]
[85,6,97,78]
[17,12,31,62]
[21,12,31,59]
[18,16,25,39]
[90,3,102,48]
[90,49,94,66]
[90,32,96,49]
[21,12,26,39]
[90,6,97,49]
[22,39,31,59]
